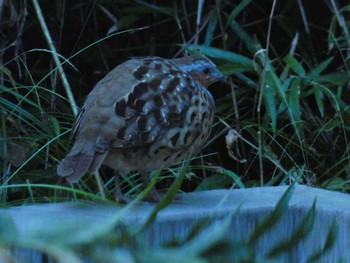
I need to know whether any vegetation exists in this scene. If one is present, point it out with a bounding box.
[0,0,347,261]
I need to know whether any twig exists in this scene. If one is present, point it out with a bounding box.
[257,0,277,186]
[31,0,78,116]
[195,0,205,44]
[330,0,350,57]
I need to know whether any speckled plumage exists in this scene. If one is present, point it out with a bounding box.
[57,56,223,201]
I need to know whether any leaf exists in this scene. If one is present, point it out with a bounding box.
[218,63,251,74]
[321,177,346,190]
[284,55,306,76]
[249,185,295,244]
[233,72,258,88]
[195,174,229,190]
[0,215,17,244]
[317,71,350,85]
[222,169,245,189]
[328,12,338,50]
[310,57,333,77]
[267,199,316,257]
[263,71,278,132]
[226,0,252,23]
[140,161,189,229]
[228,20,257,54]
[307,219,338,262]
[311,84,324,117]
[204,13,218,46]
[276,78,292,113]
[288,78,303,135]
[179,218,230,255]
[49,115,61,136]
[318,84,341,112]
[186,45,254,71]
[38,244,82,263]
[195,173,235,191]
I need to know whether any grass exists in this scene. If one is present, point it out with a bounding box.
[0,0,348,261]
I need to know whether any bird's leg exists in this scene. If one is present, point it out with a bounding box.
[114,172,130,203]
[94,171,106,199]
[141,171,160,202]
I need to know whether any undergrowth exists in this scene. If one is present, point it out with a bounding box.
[1,0,349,202]
[0,0,348,261]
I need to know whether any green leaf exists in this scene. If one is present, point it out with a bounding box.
[317,71,350,85]
[204,13,218,46]
[249,185,294,244]
[321,177,346,190]
[186,45,254,71]
[141,161,189,229]
[228,20,257,54]
[318,84,341,112]
[307,219,338,262]
[234,72,258,88]
[276,78,292,113]
[311,84,325,117]
[328,12,338,50]
[288,78,302,133]
[263,85,277,132]
[49,115,61,136]
[223,169,245,188]
[0,214,17,244]
[219,63,252,74]
[267,199,316,257]
[195,174,233,190]
[195,169,244,191]
[33,244,82,263]
[317,118,342,132]
[310,57,333,77]
[178,218,230,255]
[226,0,252,23]
[284,55,306,76]
[263,71,279,132]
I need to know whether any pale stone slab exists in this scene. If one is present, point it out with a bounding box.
[2,185,350,262]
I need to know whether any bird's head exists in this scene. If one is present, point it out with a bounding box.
[172,56,225,87]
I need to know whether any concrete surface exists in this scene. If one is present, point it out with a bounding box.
[2,185,350,262]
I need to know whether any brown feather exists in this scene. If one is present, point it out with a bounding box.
[57,154,94,182]
[57,56,223,193]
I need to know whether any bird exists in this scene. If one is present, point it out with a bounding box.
[57,55,224,202]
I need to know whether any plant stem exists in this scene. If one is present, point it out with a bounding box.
[31,0,78,116]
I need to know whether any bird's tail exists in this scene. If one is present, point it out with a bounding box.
[57,140,107,183]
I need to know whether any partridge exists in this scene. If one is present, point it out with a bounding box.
[57,56,223,201]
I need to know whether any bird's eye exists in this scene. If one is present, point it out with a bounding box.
[203,68,211,75]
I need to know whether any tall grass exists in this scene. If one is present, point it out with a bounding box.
[0,0,346,261]
[1,0,350,203]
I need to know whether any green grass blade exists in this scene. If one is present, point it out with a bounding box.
[186,44,254,71]
[267,199,316,257]
[249,184,294,244]
[306,218,338,262]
